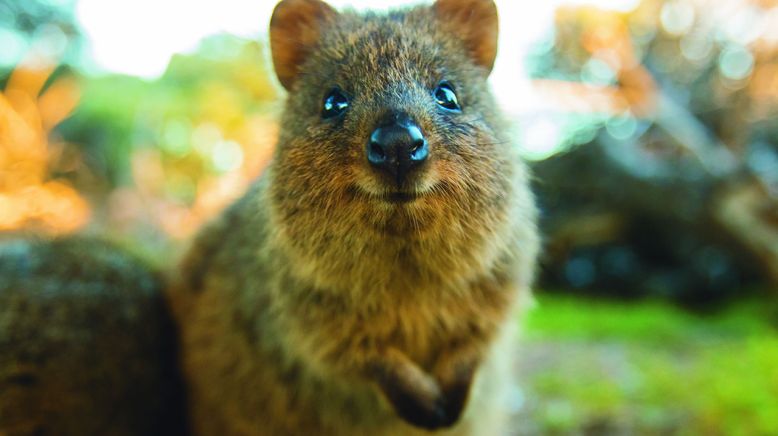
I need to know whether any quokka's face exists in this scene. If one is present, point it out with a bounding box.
[270,0,511,218]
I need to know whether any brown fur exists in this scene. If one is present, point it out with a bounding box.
[0,236,187,436]
[173,0,539,435]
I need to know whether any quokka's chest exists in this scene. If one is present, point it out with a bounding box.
[278,278,513,367]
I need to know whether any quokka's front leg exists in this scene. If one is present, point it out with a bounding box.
[432,343,483,427]
[362,347,452,430]
[364,345,483,430]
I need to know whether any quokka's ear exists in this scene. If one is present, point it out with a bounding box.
[433,0,499,73]
[270,0,337,90]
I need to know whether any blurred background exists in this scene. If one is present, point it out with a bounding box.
[0,0,776,433]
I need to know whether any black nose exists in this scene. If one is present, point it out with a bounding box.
[366,114,428,183]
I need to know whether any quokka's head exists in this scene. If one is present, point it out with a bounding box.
[269,0,517,237]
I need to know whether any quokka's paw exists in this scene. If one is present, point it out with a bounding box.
[383,380,450,430]
[371,347,479,430]
[374,357,454,430]
[434,352,480,427]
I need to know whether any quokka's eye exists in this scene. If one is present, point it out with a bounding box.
[433,81,461,112]
[322,87,349,119]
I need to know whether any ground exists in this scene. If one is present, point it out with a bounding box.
[511,295,778,435]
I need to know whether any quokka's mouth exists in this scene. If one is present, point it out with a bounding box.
[349,184,428,205]
[384,192,421,203]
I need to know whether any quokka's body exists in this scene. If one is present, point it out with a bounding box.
[0,237,187,436]
[173,0,539,435]
[0,1,539,435]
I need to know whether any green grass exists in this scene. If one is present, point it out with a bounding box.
[525,295,777,343]
[516,295,778,435]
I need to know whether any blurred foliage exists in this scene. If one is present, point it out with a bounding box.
[517,294,778,435]
[526,0,778,161]
[58,34,278,189]
[18,33,279,251]
[0,0,82,83]
[1,25,279,246]
[0,59,88,233]
[527,0,778,300]
[0,0,280,248]
[0,0,88,234]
